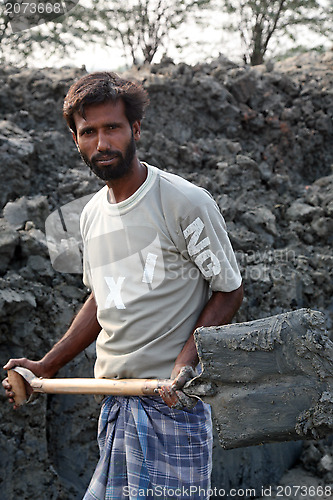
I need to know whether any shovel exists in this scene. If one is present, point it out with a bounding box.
[7,308,333,449]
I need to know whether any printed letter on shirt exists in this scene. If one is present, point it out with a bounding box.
[194,249,221,278]
[142,252,158,284]
[183,217,221,278]
[183,217,210,255]
[104,276,126,309]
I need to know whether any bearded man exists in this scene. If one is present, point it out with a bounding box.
[3,72,243,499]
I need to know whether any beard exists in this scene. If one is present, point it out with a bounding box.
[79,134,136,181]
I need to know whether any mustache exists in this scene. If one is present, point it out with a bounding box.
[91,150,122,162]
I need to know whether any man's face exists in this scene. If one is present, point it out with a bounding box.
[73,100,140,181]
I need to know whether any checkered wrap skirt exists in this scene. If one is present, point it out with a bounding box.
[83,396,213,499]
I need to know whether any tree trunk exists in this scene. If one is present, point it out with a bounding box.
[250,49,265,65]
[250,23,265,65]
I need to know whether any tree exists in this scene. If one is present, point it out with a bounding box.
[221,0,331,66]
[0,1,95,65]
[98,0,212,66]
[0,0,211,67]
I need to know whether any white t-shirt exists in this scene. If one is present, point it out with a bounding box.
[80,164,242,379]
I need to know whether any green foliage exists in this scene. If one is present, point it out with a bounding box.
[221,0,331,65]
[275,43,326,61]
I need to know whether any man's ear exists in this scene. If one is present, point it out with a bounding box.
[132,120,141,141]
[71,130,80,151]
[71,130,78,145]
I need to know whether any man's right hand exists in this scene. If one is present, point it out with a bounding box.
[3,293,101,409]
[2,358,50,409]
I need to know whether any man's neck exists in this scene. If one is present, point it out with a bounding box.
[106,159,147,204]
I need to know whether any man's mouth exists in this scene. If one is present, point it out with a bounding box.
[94,154,119,166]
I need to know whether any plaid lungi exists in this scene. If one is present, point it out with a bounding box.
[83,396,213,499]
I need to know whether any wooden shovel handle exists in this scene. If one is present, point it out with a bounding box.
[36,377,173,396]
[7,369,29,407]
[6,368,174,405]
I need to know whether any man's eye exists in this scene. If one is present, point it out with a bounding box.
[80,129,93,136]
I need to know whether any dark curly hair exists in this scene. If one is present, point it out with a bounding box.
[63,72,150,136]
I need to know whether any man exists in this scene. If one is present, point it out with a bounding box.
[3,72,243,499]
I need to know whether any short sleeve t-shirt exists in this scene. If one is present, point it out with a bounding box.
[80,164,242,379]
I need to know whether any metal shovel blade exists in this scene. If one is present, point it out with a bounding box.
[184,308,333,449]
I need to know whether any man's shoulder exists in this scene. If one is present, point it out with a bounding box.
[80,186,107,234]
[82,186,107,214]
[156,168,214,209]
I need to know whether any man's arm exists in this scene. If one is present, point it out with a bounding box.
[172,284,244,377]
[159,284,244,408]
[3,292,101,407]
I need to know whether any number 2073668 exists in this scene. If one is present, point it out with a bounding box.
[275,485,332,497]
[5,2,62,15]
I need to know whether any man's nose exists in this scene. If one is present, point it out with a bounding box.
[97,132,110,151]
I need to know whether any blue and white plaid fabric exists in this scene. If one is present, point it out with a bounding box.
[83,396,213,499]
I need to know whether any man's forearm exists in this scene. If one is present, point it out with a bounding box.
[39,292,101,377]
[3,292,101,407]
[172,284,244,376]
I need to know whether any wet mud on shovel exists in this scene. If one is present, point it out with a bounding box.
[8,308,333,449]
[187,307,333,448]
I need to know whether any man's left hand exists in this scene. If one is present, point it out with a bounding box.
[158,366,198,410]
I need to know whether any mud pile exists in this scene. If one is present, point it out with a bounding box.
[0,51,332,499]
